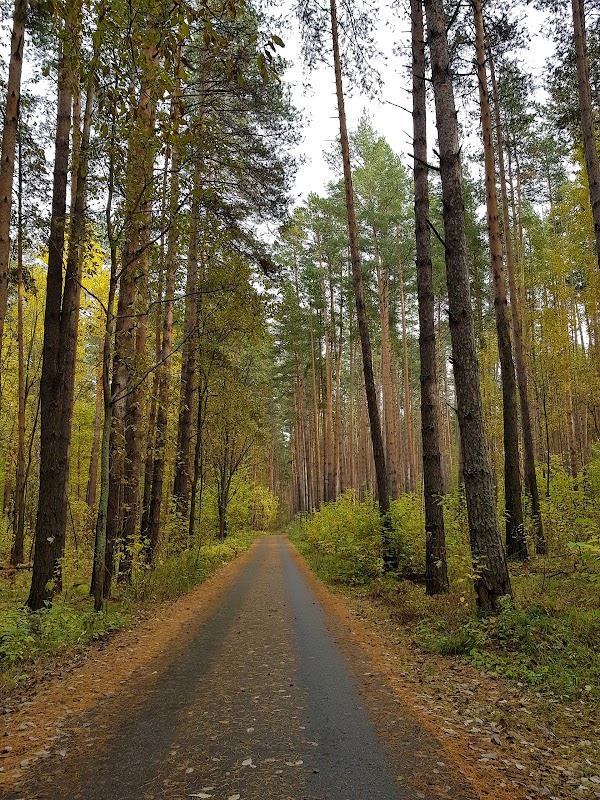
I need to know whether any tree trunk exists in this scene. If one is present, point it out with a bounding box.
[105,41,157,592]
[473,0,525,561]
[411,0,448,595]
[10,131,25,567]
[321,268,335,502]
[309,319,322,506]
[348,310,356,493]
[173,178,200,518]
[90,106,118,604]
[27,10,77,610]
[328,0,392,563]
[572,0,600,271]
[424,0,511,611]
[145,88,180,561]
[85,335,104,510]
[488,50,545,555]
[189,375,208,544]
[0,0,27,373]
[374,232,399,498]
[398,254,415,493]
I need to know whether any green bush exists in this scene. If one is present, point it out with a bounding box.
[289,490,426,584]
[132,530,256,602]
[0,603,127,666]
[290,491,384,583]
[416,595,600,700]
[389,494,425,575]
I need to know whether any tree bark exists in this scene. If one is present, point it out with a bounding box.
[320,266,335,502]
[424,0,511,611]
[328,0,392,563]
[105,40,157,592]
[398,254,415,493]
[10,130,25,567]
[488,49,545,554]
[411,0,448,595]
[0,0,27,374]
[473,0,525,561]
[572,0,600,271]
[145,81,181,561]
[85,334,104,510]
[173,177,200,518]
[27,8,78,610]
[374,231,399,498]
[309,319,322,506]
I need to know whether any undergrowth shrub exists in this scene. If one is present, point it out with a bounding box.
[290,491,383,583]
[416,595,600,700]
[290,490,425,583]
[0,603,127,666]
[132,530,256,602]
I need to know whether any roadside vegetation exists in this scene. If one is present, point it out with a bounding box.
[0,508,268,697]
[289,474,600,703]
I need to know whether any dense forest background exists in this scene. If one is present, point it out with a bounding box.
[0,0,598,704]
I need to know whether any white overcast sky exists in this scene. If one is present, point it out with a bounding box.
[282,4,556,201]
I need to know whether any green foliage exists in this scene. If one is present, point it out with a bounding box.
[293,483,600,702]
[388,494,425,575]
[289,491,383,583]
[132,531,256,602]
[417,595,600,700]
[200,481,279,540]
[289,490,425,584]
[0,531,257,694]
[0,603,127,667]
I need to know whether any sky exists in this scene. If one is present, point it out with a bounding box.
[282,4,556,201]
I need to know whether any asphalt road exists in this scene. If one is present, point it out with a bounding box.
[6,537,475,800]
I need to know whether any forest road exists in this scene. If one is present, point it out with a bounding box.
[5,536,476,800]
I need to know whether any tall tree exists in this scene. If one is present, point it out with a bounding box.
[327,0,393,560]
[0,0,27,374]
[411,0,448,594]
[27,0,84,610]
[571,0,600,272]
[488,52,545,554]
[473,0,525,560]
[424,0,511,610]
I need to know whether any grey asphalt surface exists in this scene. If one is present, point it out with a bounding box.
[5,536,474,800]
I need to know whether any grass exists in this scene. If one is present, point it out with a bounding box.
[0,530,258,696]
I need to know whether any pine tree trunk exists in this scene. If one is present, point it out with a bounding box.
[374,232,399,498]
[348,312,356,492]
[106,41,156,592]
[411,0,448,594]
[173,177,200,517]
[424,0,511,611]
[27,13,77,610]
[321,269,335,502]
[0,0,27,373]
[85,335,104,510]
[329,0,391,560]
[90,106,118,604]
[11,134,25,567]
[398,254,415,493]
[188,378,208,544]
[488,51,545,555]
[310,320,322,506]
[572,0,600,269]
[145,82,181,562]
[474,0,525,561]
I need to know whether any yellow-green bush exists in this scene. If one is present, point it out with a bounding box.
[290,490,426,584]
